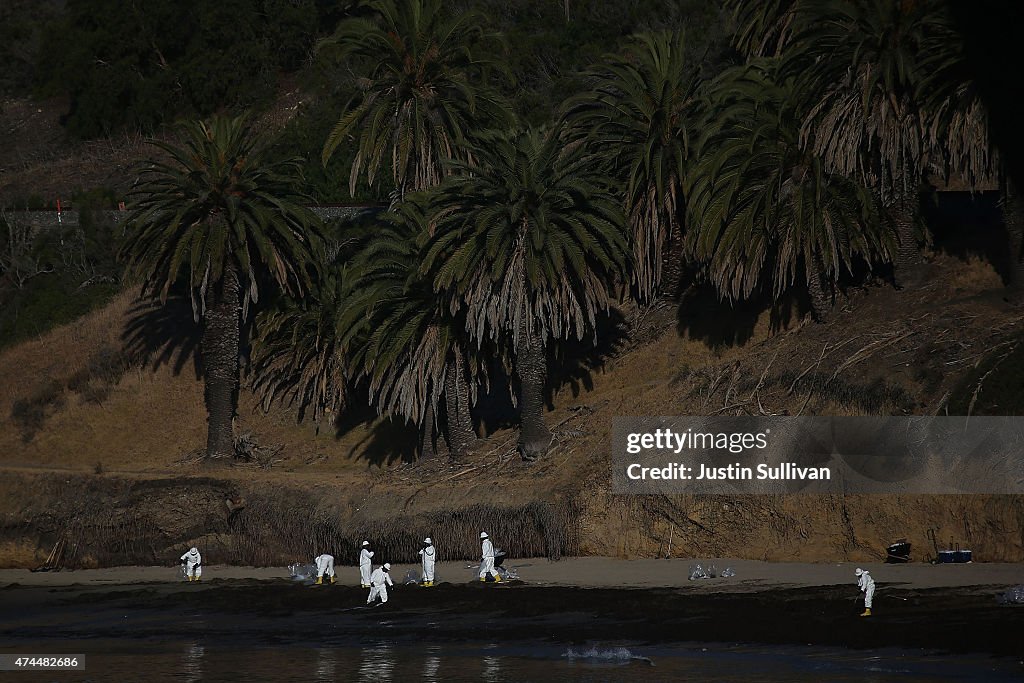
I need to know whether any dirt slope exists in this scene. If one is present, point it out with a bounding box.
[0,255,1022,568]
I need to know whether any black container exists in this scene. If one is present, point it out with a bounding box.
[937,550,956,564]
[954,549,973,563]
[886,541,911,563]
[494,550,507,567]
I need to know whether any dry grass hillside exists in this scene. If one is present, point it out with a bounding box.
[1,254,1023,569]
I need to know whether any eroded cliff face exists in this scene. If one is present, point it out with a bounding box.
[2,465,1021,570]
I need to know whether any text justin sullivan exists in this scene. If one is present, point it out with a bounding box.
[626,463,831,480]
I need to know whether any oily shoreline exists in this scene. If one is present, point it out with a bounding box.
[1,578,1021,658]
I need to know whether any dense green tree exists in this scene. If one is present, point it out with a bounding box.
[251,265,360,429]
[321,0,510,197]
[563,31,701,303]
[424,128,628,459]
[687,61,893,321]
[36,0,321,138]
[351,199,480,459]
[725,0,797,58]
[0,0,60,96]
[319,0,508,453]
[784,0,940,285]
[121,114,323,459]
[252,198,480,460]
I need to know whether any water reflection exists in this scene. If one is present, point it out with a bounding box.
[482,644,502,683]
[421,645,441,682]
[181,642,204,683]
[316,649,337,682]
[357,643,394,682]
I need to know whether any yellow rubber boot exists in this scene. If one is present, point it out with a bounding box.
[315,576,322,585]
[494,573,502,583]
[330,576,335,585]
[860,608,872,617]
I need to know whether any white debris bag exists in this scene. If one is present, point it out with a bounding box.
[289,563,317,581]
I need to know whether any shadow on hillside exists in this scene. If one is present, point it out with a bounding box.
[332,390,418,466]
[471,308,629,436]
[546,307,629,405]
[676,283,799,349]
[472,363,518,436]
[122,294,203,378]
[925,190,1008,281]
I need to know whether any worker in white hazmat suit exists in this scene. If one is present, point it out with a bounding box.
[855,568,875,617]
[314,553,335,585]
[479,532,501,582]
[419,537,436,586]
[180,547,202,581]
[359,541,374,588]
[367,563,393,604]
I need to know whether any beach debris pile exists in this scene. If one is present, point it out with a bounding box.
[688,563,736,580]
[496,565,519,581]
[996,585,1024,604]
[288,562,316,581]
[689,563,716,580]
[469,564,519,581]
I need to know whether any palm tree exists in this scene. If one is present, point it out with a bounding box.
[121,114,322,459]
[320,0,509,198]
[687,61,892,321]
[785,0,942,284]
[319,0,505,452]
[424,128,628,460]
[251,264,360,430]
[726,0,798,58]
[562,31,700,302]
[251,199,478,460]
[350,195,480,459]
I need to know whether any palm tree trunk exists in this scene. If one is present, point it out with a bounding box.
[420,405,437,460]
[444,347,476,457]
[202,264,240,459]
[892,189,922,287]
[659,219,685,301]
[515,319,552,460]
[807,261,831,323]
[1004,180,1024,289]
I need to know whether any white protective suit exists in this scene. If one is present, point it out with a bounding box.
[419,538,436,583]
[857,568,875,608]
[180,547,202,579]
[479,533,497,581]
[314,553,335,580]
[359,542,374,587]
[367,564,394,604]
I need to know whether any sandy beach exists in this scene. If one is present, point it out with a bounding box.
[2,558,1022,660]
[2,557,1021,591]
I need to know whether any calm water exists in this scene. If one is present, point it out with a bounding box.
[4,640,1022,682]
